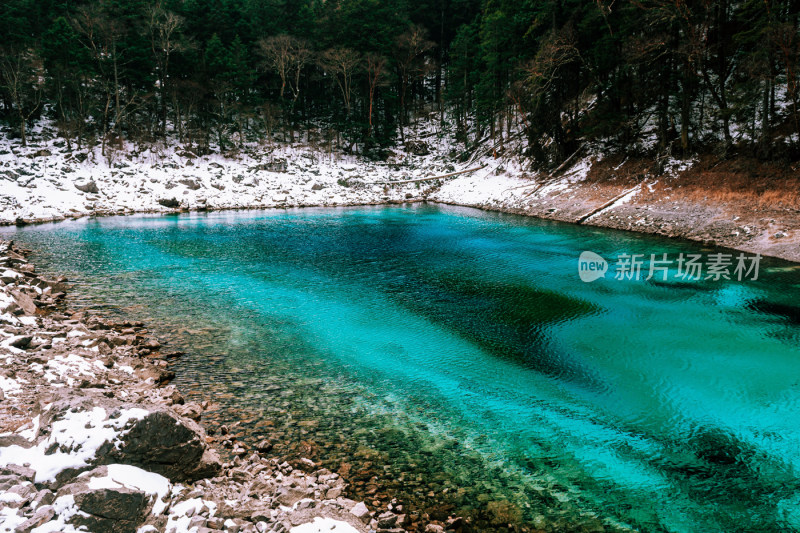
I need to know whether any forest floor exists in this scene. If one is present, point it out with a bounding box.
[1,125,799,262]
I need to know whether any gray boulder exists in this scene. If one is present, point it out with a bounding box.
[157,197,180,208]
[179,178,202,190]
[404,140,429,156]
[56,468,153,533]
[108,410,221,482]
[74,180,99,194]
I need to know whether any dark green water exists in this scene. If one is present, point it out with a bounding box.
[4,205,800,532]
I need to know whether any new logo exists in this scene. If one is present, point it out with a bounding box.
[578,251,608,282]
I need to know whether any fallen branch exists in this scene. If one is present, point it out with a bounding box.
[369,164,487,185]
[575,185,640,224]
[551,144,585,176]
[503,144,585,198]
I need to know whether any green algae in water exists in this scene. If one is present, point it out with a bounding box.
[4,204,800,532]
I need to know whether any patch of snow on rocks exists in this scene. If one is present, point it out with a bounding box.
[0,406,148,483]
[290,517,362,533]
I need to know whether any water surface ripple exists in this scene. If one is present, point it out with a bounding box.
[4,204,800,532]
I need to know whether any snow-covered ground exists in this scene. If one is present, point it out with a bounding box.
[2,120,799,263]
[0,118,545,225]
[0,139,416,224]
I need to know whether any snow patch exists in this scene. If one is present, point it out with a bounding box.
[84,464,171,515]
[0,407,149,483]
[290,517,362,533]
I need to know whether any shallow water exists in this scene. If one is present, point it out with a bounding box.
[4,204,800,532]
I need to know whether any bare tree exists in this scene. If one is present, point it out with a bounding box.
[257,35,311,104]
[395,25,435,140]
[73,4,129,156]
[522,29,581,107]
[148,1,184,137]
[365,54,388,137]
[319,47,361,118]
[257,35,312,140]
[167,37,199,143]
[0,47,43,147]
[520,27,582,161]
[767,18,800,148]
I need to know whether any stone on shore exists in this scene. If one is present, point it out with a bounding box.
[350,501,370,522]
[74,180,99,194]
[157,197,180,208]
[107,409,222,482]
[14,504,55,532]
[54,465,170,533]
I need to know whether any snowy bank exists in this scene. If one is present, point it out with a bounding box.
[2,130,799,263]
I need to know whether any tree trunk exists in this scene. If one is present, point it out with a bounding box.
[113,42,121,132]
[680,57,692,152]
[19,113,26,147]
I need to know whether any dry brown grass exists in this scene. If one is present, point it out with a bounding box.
[587,154,800,210]
[585,154,652,186]
[655,156,800,209]
[0,416,31,434]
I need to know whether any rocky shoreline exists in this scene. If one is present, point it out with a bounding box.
[2,132,799,264]
[0,239,442,533]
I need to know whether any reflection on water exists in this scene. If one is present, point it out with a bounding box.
[4,204,800,532]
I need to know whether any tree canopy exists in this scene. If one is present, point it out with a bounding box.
[1,0,799,163]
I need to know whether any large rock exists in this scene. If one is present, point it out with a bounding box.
[9,335,32,348]
[10,290,36,315]
[157,198,180,208]
[74,180,99,194]
[1,269,22,284]
[36,391,220,485]
[404,140,429,156]
[108,410,221,482]
[55,465,169,533]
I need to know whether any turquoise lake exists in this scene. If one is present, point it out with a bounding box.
[4,204,800,532]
